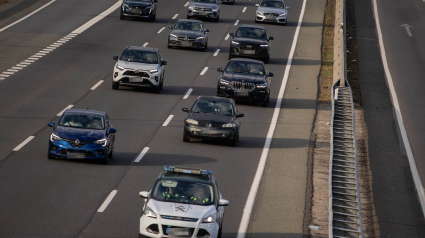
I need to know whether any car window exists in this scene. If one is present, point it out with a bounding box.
[152,180,214,205]
[174,21,204,32]
[260,0,285,8]
[225,61,265,75]
[120,50,158,64]
[191,0,217,3]
[191,100,235,116]
[59,113,105,130]
[235,27,267,39]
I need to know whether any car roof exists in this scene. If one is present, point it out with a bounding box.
[126,46,157,52]
[238,24,266,30]
[176,19,203,23]
[229,58,265,64]
[160,171,212,184]
[196,96,233,102]
[63,109,106,116]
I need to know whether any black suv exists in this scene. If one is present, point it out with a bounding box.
[120,0,158,22]
[228,25,274,63]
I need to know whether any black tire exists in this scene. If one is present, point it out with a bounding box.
[228,54,232,60]
[283,22,287,26]
[255,19,259,23]
[48,153,54,159]
[214,16,219,22]
[153,13,156,21]
[108,150,113,158]
[231,0,235,5]
[153,86,160,94]
[218,226,223,238]
[159,77,163,90]
[264,56,270,64]
[187,15,191,19]
[120,10,124,20]
[183,130,190,142]
[260,100,268,107]
[101,157,108,165]
[230,133,238,147]
[112,82,119,89]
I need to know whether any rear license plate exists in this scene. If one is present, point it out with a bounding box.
[234,89,249,96]
[180,41,193,47]
[243,50,255,55]
[67,152,85,159]
[166,228,189,236]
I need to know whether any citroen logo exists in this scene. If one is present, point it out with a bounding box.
[75,139,80,146]
[209,123,213,128]
[176,206,186,212]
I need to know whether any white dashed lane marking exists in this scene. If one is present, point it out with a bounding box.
[172,14,179,19]
[162,115,174,127]
[234,20,239,25]
[57,105,74,116]
[200,67,208,75]
[184,1,189,7]
[91,80,104,90]
[213,49,220,56]
[225,34,230,40]
[143,42,149,47]
[97,190,117,213]
[242,7,247,12]
[157,27,166,34]
[183,88,193,99]
[135,147,149,163]
[13,136,35,151]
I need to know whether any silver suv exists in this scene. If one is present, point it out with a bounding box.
[187,0,221,22]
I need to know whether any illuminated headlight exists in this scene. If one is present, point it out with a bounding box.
[256,83,267,88]
[144,206,157,219]
[202,213,217,223]
[231,41,239,47]
[212,8,218,12]
[197,36,205,41]
[50,133,62,142]
[256,10,264,15]
[186,118,198,125]
[222,123,236,128]
[94,138,107,147]
[279,12,287,17]
[116,64,124,70]
[220,79,230,85]
[260,44,269,48]
[149,68,158,73]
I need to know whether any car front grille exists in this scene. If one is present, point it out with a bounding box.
[231,81,256,90]
[123,70,149,77]
[265,13,280,17]
[176,36,197,41]
[160,215,199,222]
[62,138,96,148]
[57,149,96,157]
[194,7,212,11]
[197,121,225,128]
[241,44,259,50]
[161,225,195,236]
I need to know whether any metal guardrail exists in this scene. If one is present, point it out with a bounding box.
[333,0,347,87]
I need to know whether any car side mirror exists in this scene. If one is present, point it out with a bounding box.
[109,128,117,133]
[139,191,150,198]
[205,29,210,33]
[113,56,118,61]
[182,108,189,112]
[286,6,290,10]
[48,123,55,128]
[161,61,167,65]
[217,67,223,72]
[268,72,274,77]
[255,3,259,7]
[219,199,229,206]
[153,0,158,2]
[168,25,173,29]
[236,114,244,118]
[269,36,274,41]
[229,33,234,38]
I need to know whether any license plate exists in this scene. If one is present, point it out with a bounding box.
[180,41,193,47]
[234,89,249,96]
[197,11,207,15]
[67,152,85,159]
[243,50,255,55]
[166,228,189,236]
[130,78,144,82]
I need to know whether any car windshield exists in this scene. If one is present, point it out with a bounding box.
[191,0,217,3]
[174,21,204,32]
[59,113,105,130]
[191,100,235,116]
[260,0,285,8]
[120,50,158,64]
[152,180,214,205]
[235,27,267,39]
[225,61,266,75]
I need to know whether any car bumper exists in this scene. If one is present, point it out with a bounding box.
[187,11,219,19]
[168,39,206,49]
[140,214,219,238]
[113,70,160,88]
[256,14,287,24]
[48,140,107,159]
[217,86,268,102]
[184,124,237,141]
[229,46,269,60]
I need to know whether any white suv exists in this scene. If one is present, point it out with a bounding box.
[138,166,229,238]
[112,46,166,93]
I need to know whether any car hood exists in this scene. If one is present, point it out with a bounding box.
[222,73,266,84]
[117,60,159,70]
[148,200,216,219]
[170,29,204,38]
[233,37,268,44]
[189,113,234,123]
[190,2,218,9]
[55,126,105,141]
[123,1,152,7]
[257,6,286,14]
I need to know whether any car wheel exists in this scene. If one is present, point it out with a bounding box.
[120,9,124,20]
[255,19,259,23]
[228,54,232,60]
[230,134,238,147]
[187,15,191,19]
[264,56,270,64]
[283,21,287,26]
[108,150,113,158]
[159,77,164,90]
[153,86,160,94]
[183,130,190,142]
[153,13,156,21]
[48,153,54,159]
[218,226,223,238]
[231,0,235,5]
[112,81,119,89]
[101,157,108,165]
[214,16,219,22]
[260,100,268,107]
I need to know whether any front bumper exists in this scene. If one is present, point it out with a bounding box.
[256,13,287,24]
[187,10,219,19]
[48,140,107,159]
[140,214,219,238]
[217,85,268,102]
[121,7,155,19]
[184,124,237,141]
[168,39,206,49]
[229,45,269,60]
[113,69,160,88]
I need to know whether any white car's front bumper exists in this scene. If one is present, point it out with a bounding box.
[139,214,219,238]
[113,68,160,87]
[256,13,287,24]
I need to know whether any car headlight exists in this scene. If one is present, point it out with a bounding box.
[144,206,157,219]
[256,83,267,88]
[231,41,239,47]
[202,213,217,223]
[256,10,264,15]
[94,138,107,147]
[149,68,158,73]
[186,118,198,125]
[188,6,194,10]
[220,79,230,85]
[50,133,62,142]
[279,13,287,17]
[197,36,205,41]
[169,34,177,40]
[122,4,129,9]
[212,8,218,12]
[116,64,124,70]
[260,44,269,48]
[222,123,236,128]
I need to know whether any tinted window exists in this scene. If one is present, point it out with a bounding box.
[152,180,214,205]
[260,0,285,8]
[225,61,266,75]
[174,21,204,32]
[191,100,235,116]
[235,27,267,39]
[59,113,105,130]
[120,50,158,64]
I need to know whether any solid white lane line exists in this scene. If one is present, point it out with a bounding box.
[162,115,174,127]
[200,67,208,75]
[72,1,121,34]
[236,0,307,237]
[0,0,56,32]
[183,88,193,99]
[157,27,166,34]
[172,14,179,19]
[135,147,149,163]
[234,20,239,25]
[97,190,117,213]
[91,80,104,90]
[242,7,247,12]
[373,0,425,218]
[213,49,220,56]
[143,42,149,47]
[13,136,35,151]
[57,105,74,116]
[225,34,230,40]
[184,1,189,7]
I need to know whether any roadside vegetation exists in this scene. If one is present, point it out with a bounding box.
[0,0,8,5]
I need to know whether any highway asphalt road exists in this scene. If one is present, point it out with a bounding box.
[0,0,307,237]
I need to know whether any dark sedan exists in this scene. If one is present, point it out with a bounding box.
[216,58,273,107]
[229,25,274,63]
[120,0,157,22]
[168,19,209,51]
[182,96,244,146]
[47,109,116,164]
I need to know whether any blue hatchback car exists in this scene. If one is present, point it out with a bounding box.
[47,109,117,164]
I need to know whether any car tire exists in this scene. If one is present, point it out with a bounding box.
[264,56,270,64]
[260,100,268,107]
[231,0,235,5]
[228,54,232,60]
[187,15,191,19]
[112,82,119,90]
[120,10,124,20]
[230,133,238,147]
[48,153,54,159]
[183,130,190,142]
[153,13,156,21]
[283,21,287,26]
[159,77,164,90]
[108,150,113,158]
[101,157,108,165]
[214,16,219,22]
[153,86,160,94]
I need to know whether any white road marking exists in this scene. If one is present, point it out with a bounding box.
[28,57,39,60]
[91,80,104,90]
[183,88,193,99]
[157,27,166,34]
[374,0,425,218]
[184,1,189,7]
[0,74,10,77]
[143,42,149,47]
[97,190,117,213]
[0,77,5,80]
[213,49,220,56]
[236,0,307,237]
[399,24,413,37]
[225,34,230,40]
[200,67,208,75]
[43,48,54,52]
[13,136,35,151]
[12,67,22,70]
[52,43,62,46]
[24,60,35,63]
[16,64,27,67]
[57,40,68,43]
[35,53,46,56]
[173,14,179,19]
[135,147,149,162]
[7,69,18,72]
[46,47,57,49]
[242,7,247,12]
[234,20,239,25]
[72,1,121,34]
[39,50,50,53]
[162,115,174,127]
[57,105,74,116]
[0,0,56,32]
[3,72,14,75]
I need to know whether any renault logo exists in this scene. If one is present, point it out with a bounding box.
[75,139,80,146]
